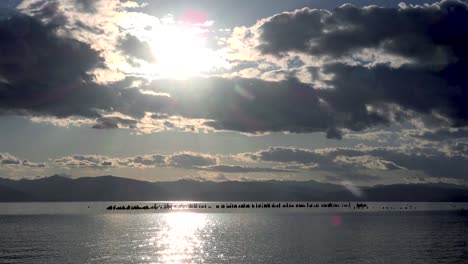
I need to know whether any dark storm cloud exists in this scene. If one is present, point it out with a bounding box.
[152,77,337,135]
[0,14,102,117]
[141,0,467,136]
[0,0,466,140]
[252,0,468,131]
[244,0,468,133]
[244,145,468,179]
[117,34,156,63]
[258,0,468,66]
[316,62,468,129]
[0,14,172,122]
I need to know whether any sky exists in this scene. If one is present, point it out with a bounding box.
[0,0,467,185]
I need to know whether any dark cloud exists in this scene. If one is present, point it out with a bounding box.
[92,116,138,129]
[0,1,465,140]
[414,128,468,141]
[244,145,468,179]
[127,155,166,166]
[245,147,325,164]
[0,14,171,123]
[74,0,99,13]
[202,164,296,173]
[167,152,218,168]
[1,157,21,165]
[248,1,468,133]
[117,34,156,63]
[316,62,468,129]
[22,1,69,28]
[258,0,468,66]
[454,142,468,155]
[151,113,169,119]
[0,14,102,117]
[100,161,112,166]
[152,77,336,135]
[163,121,174,128]
[73,20,104,34]
[144,2,467,137]
[326,127,343,139]
[0,153,46,168]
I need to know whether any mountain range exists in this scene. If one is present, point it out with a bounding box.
[0,175,468,202]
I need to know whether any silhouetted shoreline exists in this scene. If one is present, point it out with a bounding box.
[106,202,375,211]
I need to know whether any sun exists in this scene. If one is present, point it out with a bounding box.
[149,23,222,79]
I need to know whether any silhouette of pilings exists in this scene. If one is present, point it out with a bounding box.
[105,202,371,211]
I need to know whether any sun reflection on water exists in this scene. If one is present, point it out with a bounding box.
[154,212,209,264]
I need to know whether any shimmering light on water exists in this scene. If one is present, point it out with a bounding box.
[158,213,207,263]
[1,202,468,263]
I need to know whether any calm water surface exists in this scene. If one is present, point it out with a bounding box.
[0,202,467,264]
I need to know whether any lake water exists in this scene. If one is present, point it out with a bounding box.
[1,202,467,263]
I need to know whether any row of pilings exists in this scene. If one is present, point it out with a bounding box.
[106,202,370,211]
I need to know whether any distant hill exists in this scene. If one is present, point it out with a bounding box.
[0,175,166,201]
[0,175,467,202]
[0,184,31,202]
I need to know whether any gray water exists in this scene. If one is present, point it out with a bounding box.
[1,202,467,264]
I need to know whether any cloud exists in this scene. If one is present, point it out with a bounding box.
[74,0,100,13]
[201,164,296,173]
[413,128,468,141]
[0,153,46,168]
[333,155,404,170]
[0,13,102,117]
[54,152,219,170]
[243,144,468,179]
[317,62,468,129]
[117,34,156,63]
[54,155,116,169]
[49,151,300,174]
[0,12,172,123]
[126,155,166,167]
[92,116,138,129]
[256,0,467,67]
[156,1,465,136]
[223,0,468,134]
[149,77,341,135]
[167,152,218,168]
[454,142,468,155]
[244,146,325,164]
[0,0,465,140]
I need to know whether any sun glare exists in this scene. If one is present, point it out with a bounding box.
[149,24,222,79]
